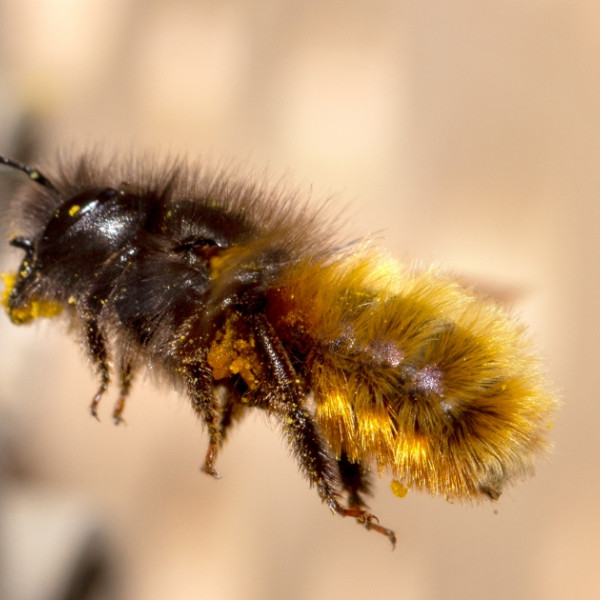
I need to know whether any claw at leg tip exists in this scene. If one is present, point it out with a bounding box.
[201,464,222,479]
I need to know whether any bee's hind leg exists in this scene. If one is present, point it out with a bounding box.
[337,452,372,509]
[249,313,397,548]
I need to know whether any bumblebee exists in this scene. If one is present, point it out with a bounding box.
[1,154,557,546]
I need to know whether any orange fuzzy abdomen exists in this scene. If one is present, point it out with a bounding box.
[268,255,556,500]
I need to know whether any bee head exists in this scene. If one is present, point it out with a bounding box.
[2,156,146,322]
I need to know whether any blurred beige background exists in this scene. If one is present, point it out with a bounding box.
[0,1,597,599]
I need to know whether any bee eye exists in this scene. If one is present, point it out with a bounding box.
[44,188,120,236]
[37,188,144,256]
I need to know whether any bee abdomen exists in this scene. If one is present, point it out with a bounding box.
[273,254,555,500]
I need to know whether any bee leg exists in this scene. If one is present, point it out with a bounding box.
[112,358,135,425]
[248,316,341,499]
[339,507,397,548]
[250,313,397,547]
[218,386,247,442]
[84,318,110,421]
[219,393,236,440]
[330,456,397,546]
[185,360,223,479]
[337,452,372,509]
[322,477,396,547]
[334,460,396,546]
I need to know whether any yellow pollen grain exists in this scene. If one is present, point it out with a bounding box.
[390,480,410,498]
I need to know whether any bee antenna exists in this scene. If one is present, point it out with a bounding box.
[0,155,63,199]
